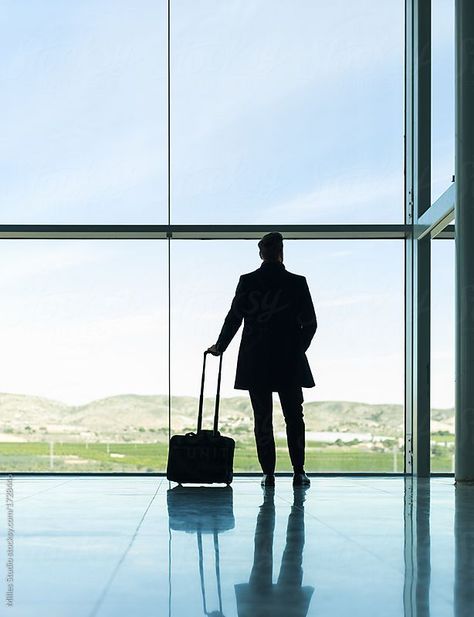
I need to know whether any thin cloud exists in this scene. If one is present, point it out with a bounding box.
[317,292,393,309]
[0,244,102,285]
[257,172,402,223]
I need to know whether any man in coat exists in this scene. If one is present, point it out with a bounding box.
[208,232,317,487]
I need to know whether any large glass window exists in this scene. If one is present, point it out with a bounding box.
[171,0,404,224]
[431,0,455,203]
[1,1,445,476]
[0,241,168,472]
[171,240,404,472]
[431,238,455,472]
[0,1,167,224]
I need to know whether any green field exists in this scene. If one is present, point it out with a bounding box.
[0,440,454,473]
[0,393,455,473]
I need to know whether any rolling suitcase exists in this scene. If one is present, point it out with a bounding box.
[166,351,235,485]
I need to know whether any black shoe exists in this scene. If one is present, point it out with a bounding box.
[293,472,311,487]
[261,474,275,487]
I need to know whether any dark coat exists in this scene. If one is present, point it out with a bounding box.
[215,261,317,390]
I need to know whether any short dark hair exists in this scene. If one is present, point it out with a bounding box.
[258,231,283,261]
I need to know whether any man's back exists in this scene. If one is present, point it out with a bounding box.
[239,263,312,350]
[216,261,317,391]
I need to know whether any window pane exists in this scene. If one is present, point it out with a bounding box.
[431,0,455,203]
[171,0,404,224]
[171,240,404,472]
[431,238,455,472]
[0,241,168,472]
[0,1,167,224]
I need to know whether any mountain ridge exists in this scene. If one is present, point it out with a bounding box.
[0,392,454,441]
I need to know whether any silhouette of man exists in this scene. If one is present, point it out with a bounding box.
[208,232,317,487]
[234,487,315,616]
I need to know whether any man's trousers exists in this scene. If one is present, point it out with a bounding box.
[248,385,305,475]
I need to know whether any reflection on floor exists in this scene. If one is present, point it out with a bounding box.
[0,476,471,616]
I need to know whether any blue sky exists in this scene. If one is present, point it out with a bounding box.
[0,1,455,407]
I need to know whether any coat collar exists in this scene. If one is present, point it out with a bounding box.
[260,261,285,270]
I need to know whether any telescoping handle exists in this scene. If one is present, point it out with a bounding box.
[197,350,223,436]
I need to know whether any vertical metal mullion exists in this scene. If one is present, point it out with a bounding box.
[168,235,171,443]
[167,0,172,443]
[454,0,474,482]
[405,0,415,475]
[167,0,171,228]
[413,0,431,477]
[406,0,432,477]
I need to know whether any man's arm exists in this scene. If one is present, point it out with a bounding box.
[297,277,317,352]
[211,276,245,354]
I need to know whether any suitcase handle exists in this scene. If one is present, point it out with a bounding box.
[197,351,223,436]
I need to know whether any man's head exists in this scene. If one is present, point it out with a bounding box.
[258,231,283,263]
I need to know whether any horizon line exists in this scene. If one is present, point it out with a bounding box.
[0,391,454,411]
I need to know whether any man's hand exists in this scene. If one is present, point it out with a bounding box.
[207,344,222,356]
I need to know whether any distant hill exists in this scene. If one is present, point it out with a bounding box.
[0,392,454,443]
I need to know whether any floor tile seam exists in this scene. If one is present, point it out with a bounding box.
[12,476,161,503]
[346,480,403,495]
[86,478,163,617]
[275,492,406,577]
[13,479,74,503]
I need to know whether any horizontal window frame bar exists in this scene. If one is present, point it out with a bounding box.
[0,224,410,240]
[0,472,454,477]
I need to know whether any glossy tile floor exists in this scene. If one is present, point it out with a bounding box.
[0,475,472,616]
